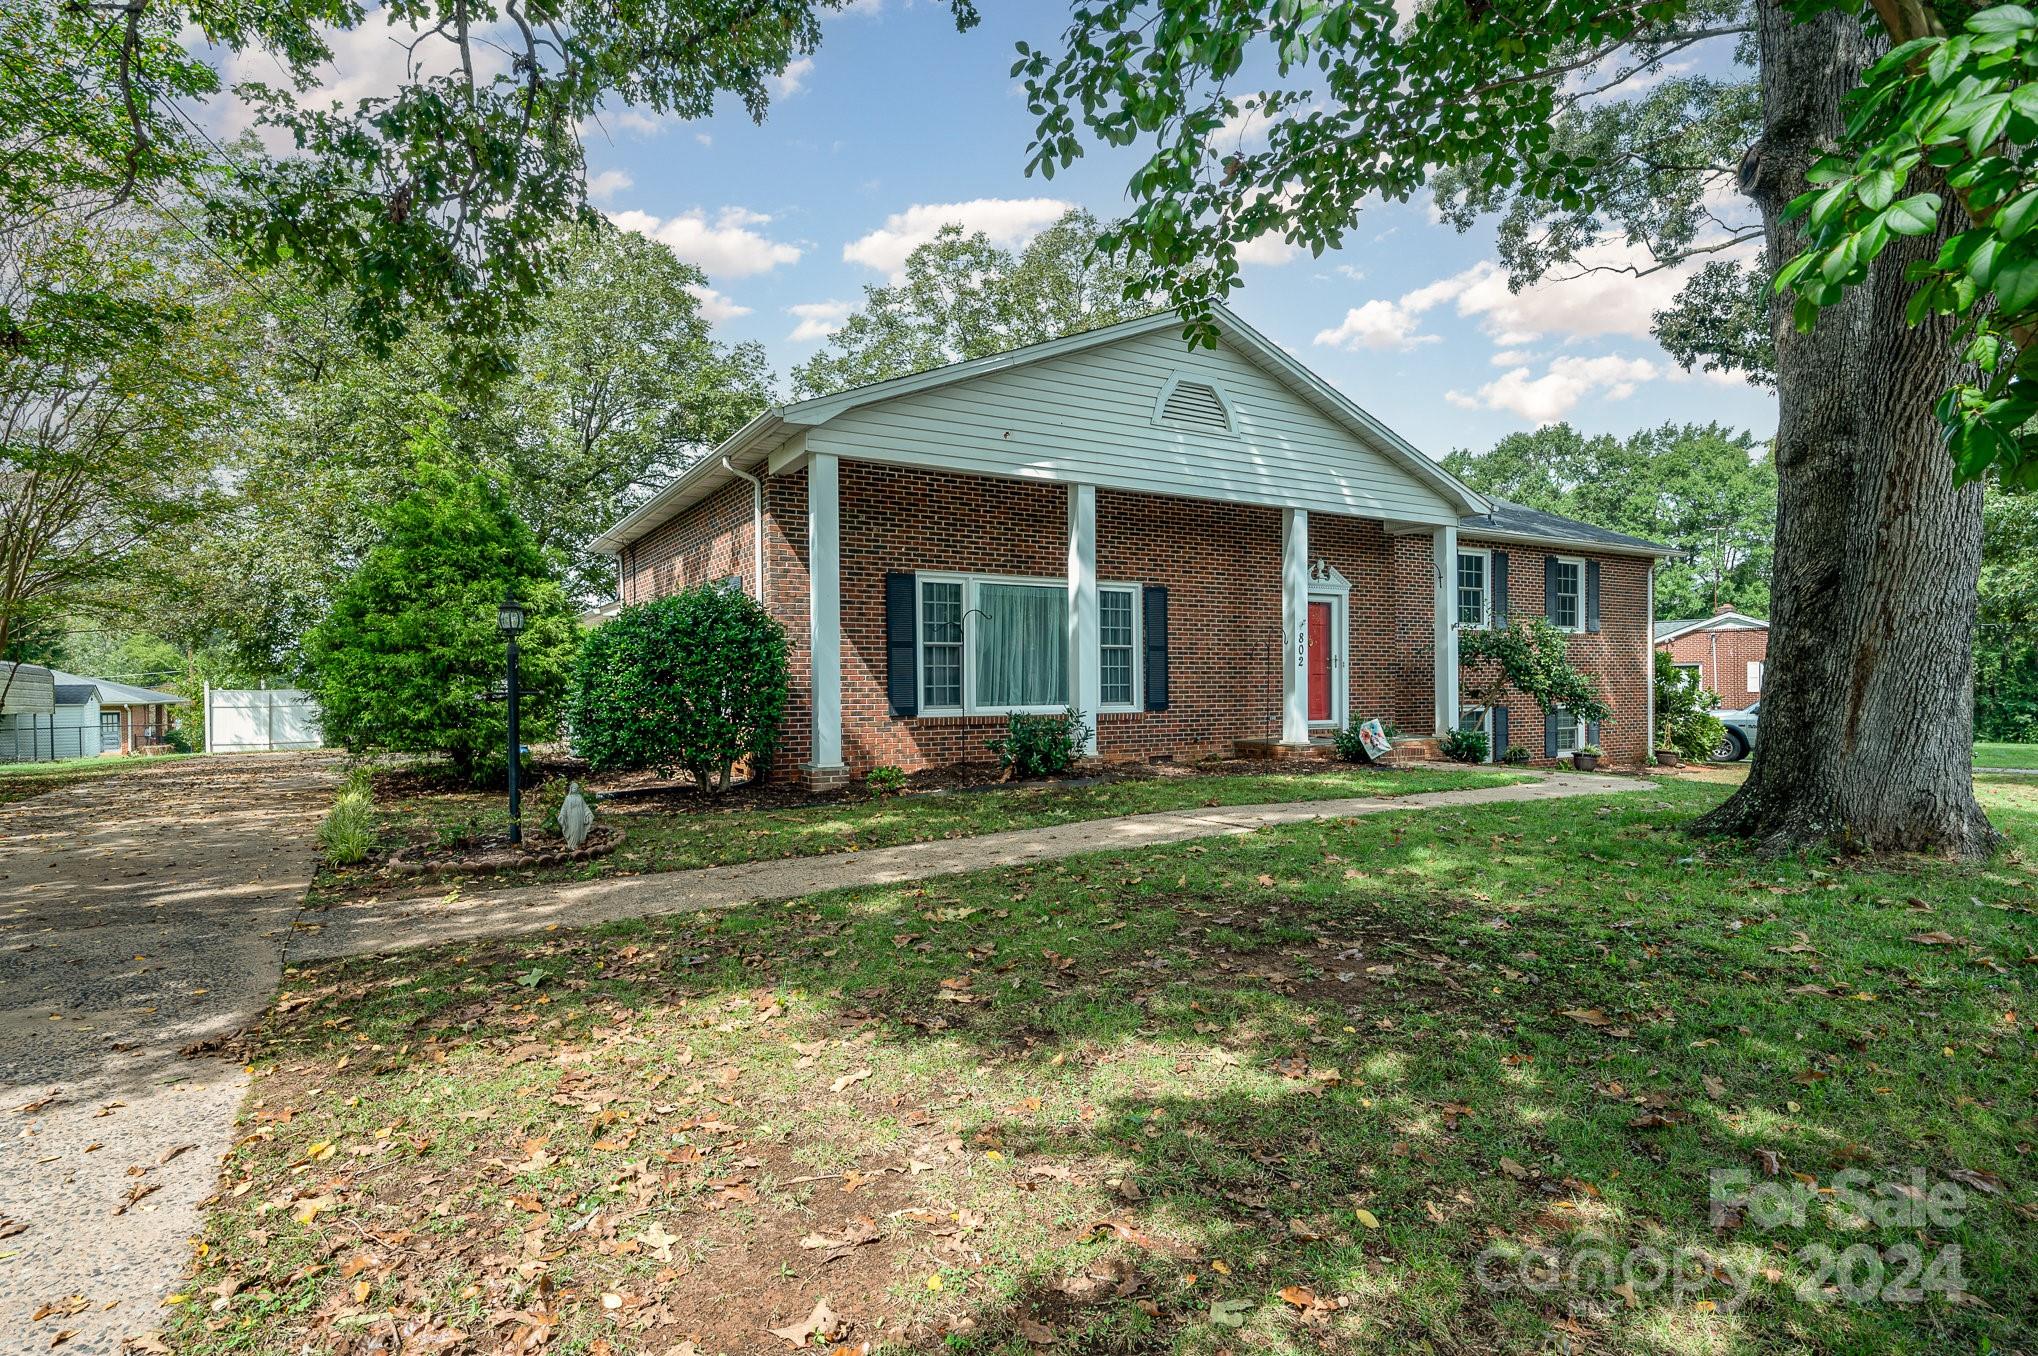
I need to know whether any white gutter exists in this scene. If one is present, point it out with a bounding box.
[723,456,766,606]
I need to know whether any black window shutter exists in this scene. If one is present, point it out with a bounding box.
[1544,555,1559,623]
[1585,559,1601,633]
[884,572,918,717]
[1142,585,1170,711]
[1491,550,1508,623]
[1587,718,1601,747]
[1492,704,1508,761]
[1545,708,1558,759]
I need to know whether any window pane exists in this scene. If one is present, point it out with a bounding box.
[1456,552,1485,627]
[975,583,1067,708]
[1555,709,1579,751]
[1099,591,1134,647]
[1553,562,1581,629]
[921,581,963,708]
[1099,588,1135,706]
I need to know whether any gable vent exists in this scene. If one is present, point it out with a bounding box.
[1158,379,1233,434]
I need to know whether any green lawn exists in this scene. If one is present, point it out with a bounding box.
[1975,741,2038,769]
[175,777,2038,1355]
[0,752,196,805]
[317,764,1533,898]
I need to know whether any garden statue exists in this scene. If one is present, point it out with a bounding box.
[558,782,595,850]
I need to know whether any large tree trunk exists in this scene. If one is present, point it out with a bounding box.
[1699,2,1996,858]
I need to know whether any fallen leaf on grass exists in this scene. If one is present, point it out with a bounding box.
[1907,932,1965,947]
[829,1068,870,1094]
[1209,1298,1254,1327]
[1561,1008,1613,1027]
[1498,1157,1532,1181]
[1947,1167,2005,1196]
[770,1297,840,1348]
[799,1216,880,1254]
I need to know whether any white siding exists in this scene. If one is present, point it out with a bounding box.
[799,330,1458,523]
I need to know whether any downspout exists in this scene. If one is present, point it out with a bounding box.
[722,456,766,606]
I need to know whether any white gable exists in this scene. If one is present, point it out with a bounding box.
[796,326,1461,524]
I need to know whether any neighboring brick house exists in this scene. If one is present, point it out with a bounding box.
[594,308,1677,785]
[1654,610,1768,710]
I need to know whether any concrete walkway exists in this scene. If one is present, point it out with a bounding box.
[294,772,1651,962]
[0,755,335,1356]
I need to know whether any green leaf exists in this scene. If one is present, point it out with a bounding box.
[1997,253,2038,312]
[1969,5,2037,34]
[1997,190,2038,240]
[1858,168,1898,210]
[1886,194,1943,236]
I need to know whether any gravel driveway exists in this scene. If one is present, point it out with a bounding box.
[0,754,334,1355]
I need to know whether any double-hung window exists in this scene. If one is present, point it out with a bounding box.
[916,573,1140,715]
[1099,589,1137,707]
[919,580,964,710]
[1553,707,1583,754]
[1550,556,1584,632]
[1456,549,1490,629]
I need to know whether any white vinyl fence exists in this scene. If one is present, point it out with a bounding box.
[204,686,324,753]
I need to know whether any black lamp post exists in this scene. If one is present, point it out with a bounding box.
[497,593,526,844]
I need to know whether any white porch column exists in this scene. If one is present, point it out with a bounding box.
[1067,483,1100,756]
[1281,507,1311,745]
[1432,523,1460,737]
[807,452,844,778]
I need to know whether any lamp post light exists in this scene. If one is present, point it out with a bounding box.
[497,593,526,844]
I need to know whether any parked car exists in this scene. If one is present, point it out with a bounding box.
[1712,702,1758,761]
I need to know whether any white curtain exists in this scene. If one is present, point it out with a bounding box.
[975,583,1067,708]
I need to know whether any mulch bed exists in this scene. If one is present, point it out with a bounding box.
[386,824,626,878]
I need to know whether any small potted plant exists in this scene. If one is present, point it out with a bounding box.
[1571,743,1602,772]
[1653,745,1682,768]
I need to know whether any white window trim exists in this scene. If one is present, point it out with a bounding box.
[1553,706,1585,755]
[914,570,1142,717]
[1551,555,1586,634]
[1456,547,1492,631]
[1746,660,1763,694]
[1674,662,1702,691]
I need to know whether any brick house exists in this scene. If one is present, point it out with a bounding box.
[1654,609,1768,710]
[594,309,1677,786]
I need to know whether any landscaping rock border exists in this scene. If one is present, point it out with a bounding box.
[386,824,626,878]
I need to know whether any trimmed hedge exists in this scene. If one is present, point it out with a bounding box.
[569,587,788,790]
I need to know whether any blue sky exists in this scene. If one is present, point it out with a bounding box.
[226,0,1781,460]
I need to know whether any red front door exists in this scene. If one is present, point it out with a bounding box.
[1307,601,1333,722]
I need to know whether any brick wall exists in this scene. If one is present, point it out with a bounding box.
[619,458,1660,777]
[1456,536,1655,768]
[1659,625,1767,709]
[617,478,754,606]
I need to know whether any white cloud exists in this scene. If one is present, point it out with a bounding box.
[769,56,814,98]
[843,197,1072,281]
[685,283,750,322]
[1314,298,1442,352]
[1335,264,1367,282]
[786,299,855,342]
[694,131,713,147]
[586,169,633,203]
[1446,354,1660,423]
[1236,233,1302,267]
[609,206,802,278]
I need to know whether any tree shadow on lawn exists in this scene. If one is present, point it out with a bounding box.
[187,785,2038,1356]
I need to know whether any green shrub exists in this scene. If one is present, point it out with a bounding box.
[989,709,1088,778]
[1331,722,1374,763]
[1577,743,1602,758]
[1501,743,1532,765]
[865,765,908,798]
[1653,650,1728,762]
[162,724,194,754]
[304,445,576,784]
[318,770,377,865]
[1461,616,1613,731]
[1440,726,1489,763]
[568,586,789,791]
